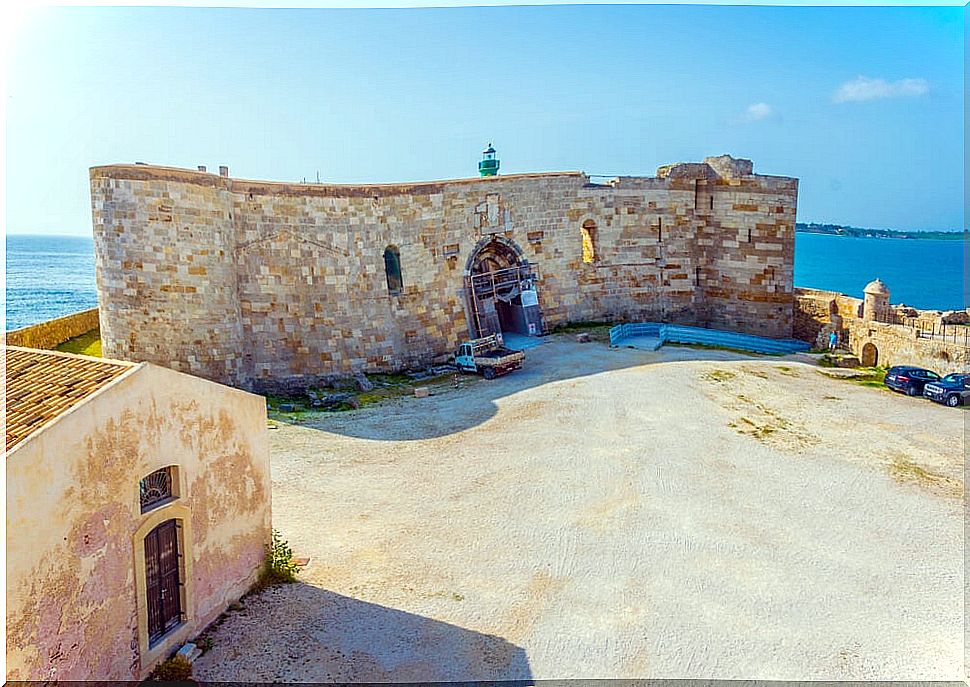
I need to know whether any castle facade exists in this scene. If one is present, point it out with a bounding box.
[91,154,798,391]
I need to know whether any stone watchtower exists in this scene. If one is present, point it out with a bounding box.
[863,278,890,322]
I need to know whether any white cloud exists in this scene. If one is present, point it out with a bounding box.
[833,76,929,103]
[744,102,773,121]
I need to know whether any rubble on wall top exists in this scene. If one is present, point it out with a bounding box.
[656,154,754,180]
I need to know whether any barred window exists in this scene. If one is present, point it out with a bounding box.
[140,467,176,514]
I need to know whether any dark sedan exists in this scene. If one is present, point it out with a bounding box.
[883,366,941,396]
[923,373,970,407]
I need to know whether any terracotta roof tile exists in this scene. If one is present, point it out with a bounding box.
[5,346,135,452]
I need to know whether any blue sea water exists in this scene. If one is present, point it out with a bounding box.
[5,235,98,331]
[3,232,966,331]
[793,233,965,311]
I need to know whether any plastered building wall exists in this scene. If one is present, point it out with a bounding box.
[6,364,271,680]
[91,155,798,391]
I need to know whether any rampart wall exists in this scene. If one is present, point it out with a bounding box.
[92,156,798,391]
[5,307,100,350]
[794,287,969,373]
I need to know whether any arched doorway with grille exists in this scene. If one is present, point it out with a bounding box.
[463,236,544,339]
[861,341,879,367]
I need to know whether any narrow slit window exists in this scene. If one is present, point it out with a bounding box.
[384,245,403,294]
[581,220,598,264]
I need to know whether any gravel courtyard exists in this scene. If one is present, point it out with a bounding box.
[194,336,964,681]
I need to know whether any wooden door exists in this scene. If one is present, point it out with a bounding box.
[145,519,182,643]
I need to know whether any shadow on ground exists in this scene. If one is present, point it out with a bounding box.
[282,336,807,441]
[193,583,532,684]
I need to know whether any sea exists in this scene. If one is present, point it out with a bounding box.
[4,232,966,331]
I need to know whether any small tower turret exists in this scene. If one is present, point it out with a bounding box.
[479,143,499,177]
[863,278,890,322]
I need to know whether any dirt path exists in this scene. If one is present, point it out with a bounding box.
[194,337,963,681]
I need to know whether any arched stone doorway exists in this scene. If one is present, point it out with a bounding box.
[463,237,543,339]
[861,342,878,367]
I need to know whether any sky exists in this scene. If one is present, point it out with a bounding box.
[3,3,965,236]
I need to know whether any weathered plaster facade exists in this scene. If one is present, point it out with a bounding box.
[6,351,271,681]
[91,155,798,391]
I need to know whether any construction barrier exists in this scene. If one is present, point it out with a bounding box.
[609,322,810,355]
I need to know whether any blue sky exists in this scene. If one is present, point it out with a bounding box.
[4,4,964,235]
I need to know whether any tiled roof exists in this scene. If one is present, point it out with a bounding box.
[5,346,136,452]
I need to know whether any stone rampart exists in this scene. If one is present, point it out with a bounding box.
[5,307,100,350]
[794,287,969,373]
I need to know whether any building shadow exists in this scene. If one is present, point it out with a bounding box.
[287,336,806,441]
[191,583,532,684]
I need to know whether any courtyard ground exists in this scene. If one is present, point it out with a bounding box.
[193,336,963,681]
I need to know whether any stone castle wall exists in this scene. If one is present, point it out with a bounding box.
[5,307,100,350]
[91,156,798,391]
[794,287,969,374]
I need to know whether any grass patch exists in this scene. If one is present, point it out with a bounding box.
[668,341,784,357]
[888,455,961,498]
[551,320,614,333]
[265,372,460,422]
[844,366,888,389]
[702,369,737,383]
[149,655,193,681]
[54,328,102,357]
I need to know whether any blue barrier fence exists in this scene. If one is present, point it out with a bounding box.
[609,322,810,355]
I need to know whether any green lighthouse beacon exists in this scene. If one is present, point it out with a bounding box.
[479,143,499,177]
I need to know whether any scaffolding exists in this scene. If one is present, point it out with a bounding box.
[464,262,541,338]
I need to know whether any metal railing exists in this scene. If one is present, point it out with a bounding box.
[881,313,970,347]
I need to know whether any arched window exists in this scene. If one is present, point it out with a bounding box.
[140,466,178,514]
[581,220,598,264]
[384,245,403,294]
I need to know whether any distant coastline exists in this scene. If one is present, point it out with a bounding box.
[796,222,965,241]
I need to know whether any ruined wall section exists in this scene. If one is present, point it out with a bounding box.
[699,175,797,337]
[91,168,245,385]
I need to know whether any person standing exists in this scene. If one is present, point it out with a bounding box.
[828,330,838,352]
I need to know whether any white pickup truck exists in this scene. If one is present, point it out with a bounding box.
[454,334,524,379]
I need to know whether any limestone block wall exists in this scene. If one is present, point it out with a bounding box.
[6,363,270,680]
[92,157,797,391]
[794,287,968,372]
[844,318,969,374]
[91,169,245,385]
[5,307,100,349]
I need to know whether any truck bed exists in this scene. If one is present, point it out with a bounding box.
[473,347,524,369]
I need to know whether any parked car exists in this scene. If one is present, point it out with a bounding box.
[923,373,970,407]
[883,366,941,396]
